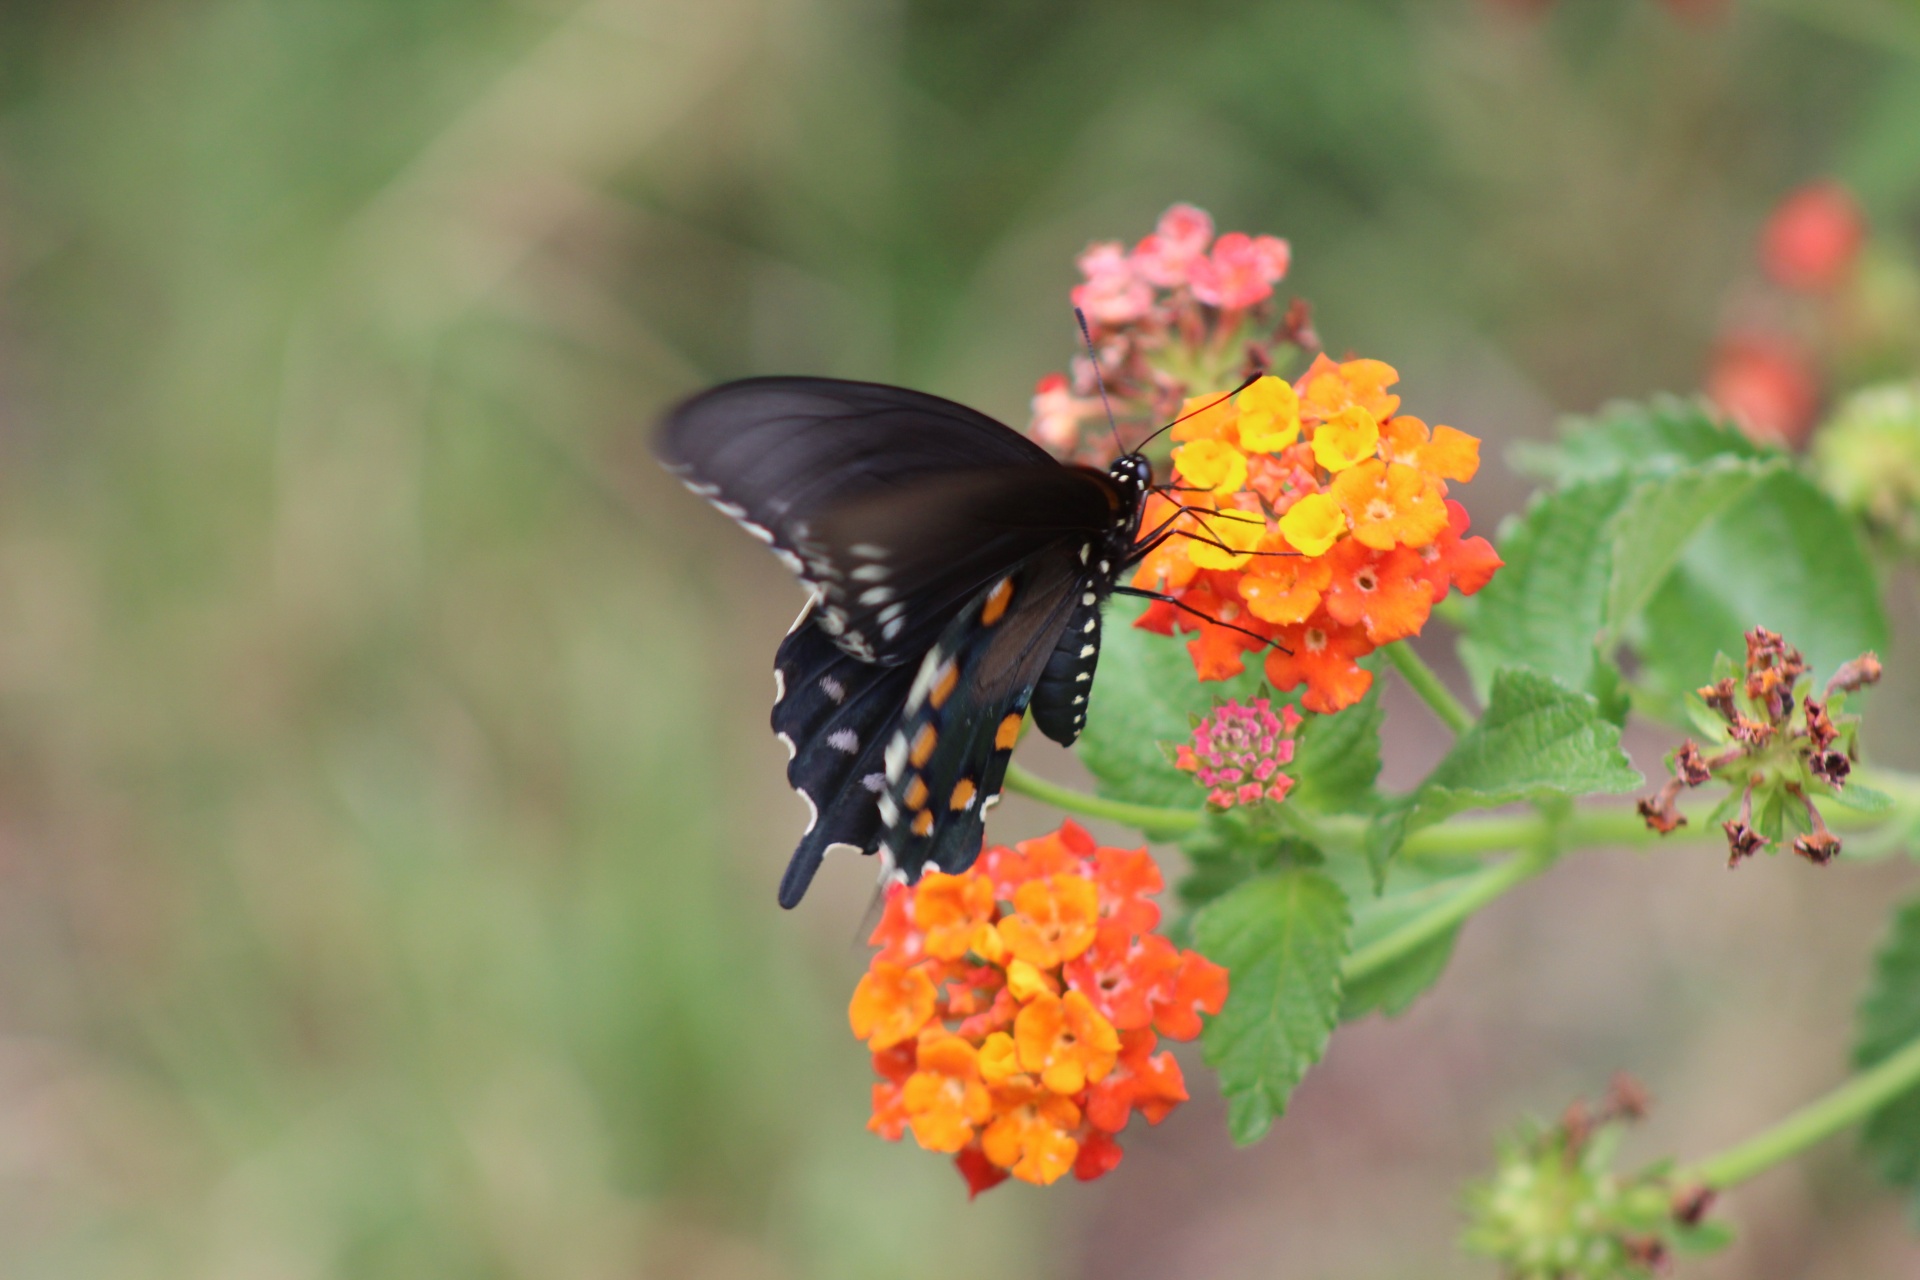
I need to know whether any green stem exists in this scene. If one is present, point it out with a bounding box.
[1004,764,1673,858]
[1002,764,1202,837]
[1681,1032,1920,1189]
[1382,641,1476,735]
[1341,848,1553,985]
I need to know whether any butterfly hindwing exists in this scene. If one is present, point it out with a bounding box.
[770,607,920,907]
[874,547,1085,883]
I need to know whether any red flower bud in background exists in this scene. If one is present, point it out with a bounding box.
[1761,181,1866,294]
[1706,332,1820,448]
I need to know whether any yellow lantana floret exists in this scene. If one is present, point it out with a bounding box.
[1311,405,1380,473]
[1184,507,1266,571]
[1235,375,1301,452]
[1277,492,1346,557]
[1171,439,1248,498]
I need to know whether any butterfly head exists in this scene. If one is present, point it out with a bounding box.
[1109,452,1152,493]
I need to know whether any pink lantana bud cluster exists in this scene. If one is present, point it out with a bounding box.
[1031,203,1313,463]
[1174,697,1300,810]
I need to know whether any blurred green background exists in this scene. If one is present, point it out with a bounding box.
[1,0,1919,1276]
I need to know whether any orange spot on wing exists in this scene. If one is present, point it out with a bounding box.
[981,578,1015,626]
[931,663,959,709]
[910,724,938,767]
[904,776,929,810]
[995,714,1023,750]
[912,810,935,837]
[950,779,977,811]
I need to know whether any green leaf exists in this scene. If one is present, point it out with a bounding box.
[1512,395,1768,485]
[1333,857,1477,1021]
[1368,669,1642,880]
[1077,596,1266,808]
[1457,476,1631,700]
[1855,898,1920,1194]
[1177,809,1319,912]
[1636,471,1888,715]
[1196,869,1350,1145]
[1602,457,1781,647]
[1288,681,1383,815]
[1828,783,1894,815]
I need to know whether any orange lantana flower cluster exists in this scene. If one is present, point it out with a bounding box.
[848,822,1225,1195]
[1131,358,1503,712]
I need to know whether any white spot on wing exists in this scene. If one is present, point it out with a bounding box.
[819,675,846,703]
[852,564,889,582]
[858,586,893,606]
[861,772,887,793]
[1083,618,1096,633]
[1075,671,1091,682]
[883,616,904,640]
[850,544,888,559]
[1082,592,1096,605]
[884,731,908,779]
[827,728,860,753]
[1079,644,1095,658]
[878,794,900,825]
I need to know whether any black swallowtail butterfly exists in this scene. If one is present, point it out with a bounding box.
[657,376,1176,908]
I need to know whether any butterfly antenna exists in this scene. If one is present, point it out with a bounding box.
[1134,373,1264,462]
[1074,307,1125,456]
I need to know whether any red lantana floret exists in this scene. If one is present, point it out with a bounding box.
[852,822,1226,1192]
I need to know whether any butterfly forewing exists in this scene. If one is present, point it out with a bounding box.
[659,377,1116,665]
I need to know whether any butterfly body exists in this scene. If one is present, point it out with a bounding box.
[657,377,1149,906]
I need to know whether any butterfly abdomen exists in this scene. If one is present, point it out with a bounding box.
[1031,593,1101,746]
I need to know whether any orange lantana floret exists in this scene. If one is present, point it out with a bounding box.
[902,1036,993,1152]
[1015,988,1122,1094]
[1300,354,1402,422]
[1329,458,1448,551]
[1265,617,1375,714]
[852,825,1225,1195]
[1321,540,1434,644]
[1382,414,1480,482]
[849,961,937,1049]
[914,872,998,961]
[982,1083,1082,1185]
[1239,535,1334,625]
[999,874,1101,968]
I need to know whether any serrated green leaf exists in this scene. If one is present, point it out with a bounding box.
[1325,849,1476,1021]
[1636,471,1888,716]
[1288,681,1383,814]
[1458,476,1632,700]
[1855,898,1920,1194]
[1196,869,1350,1145]
[1603,457,1781,646]
[1368,669,1642,880]
[1829,783,1894,814]
[1177,807,1319,911]
[1512,395,1769,485]
[1077,595,1266,808]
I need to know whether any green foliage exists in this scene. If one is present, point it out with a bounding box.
[1855,897,1920,1193]
[1077,596,1266,809]
[1458,475,1632,700]
[1490,398,1887,723]
[1334,856,1475,1021]
[1288,679,1384,815]
[1368,669,1642,881]
[1512,395,1768,483]
[1195,869,1351,1146]
[1637,471,1888,715]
